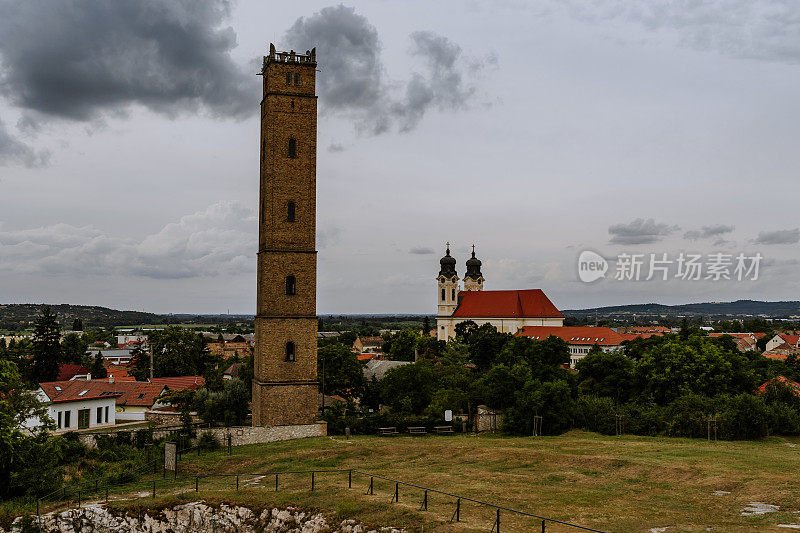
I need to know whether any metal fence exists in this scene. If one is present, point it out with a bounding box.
[37,466,608,533]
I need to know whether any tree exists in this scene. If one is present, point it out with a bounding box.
[128,345,150,381]
[72,318,83,331]
[462,323,511,370]
[149,326,218,378]
[422,316,431,335]
[29,306,61,384]
[381,363,437,414]
[90,351,107,379]
[387,329,419,362]
[61,332,89,365]
[193,379,250,426]
[318,344,365,397]
[576,349,635,403]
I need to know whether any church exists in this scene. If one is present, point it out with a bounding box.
[436,244,564,340]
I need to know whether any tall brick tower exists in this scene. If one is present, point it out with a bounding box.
[253,45,318,427]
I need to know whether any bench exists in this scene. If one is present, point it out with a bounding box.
[377,427,398,436]
[407,426,427,435]
[434,425,454,435]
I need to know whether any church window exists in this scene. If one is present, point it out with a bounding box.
[288,136,297,158]
[287,201,296,222]
[452,288,456,300]
[285,341,296,362]
[294,73,300,85]
[441,288,446,301]
[286,275,296,295]
[286,73,292,85]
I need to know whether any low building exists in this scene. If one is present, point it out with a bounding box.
[223,362,244,380]
[87,348,134,365]
[56,363,91,381]
[352,336,384,355]
[149,376,205,390]
[363,359,410,381]
[756,376,800,397]
[29,381,120,432]
[516,326,626,368]
[117,333,147,349]
[765,333,800,353]
[708,332,762,352]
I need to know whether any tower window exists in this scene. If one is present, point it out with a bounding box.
[291,100,295,109]
[287,201,296,222]
[285,341,296,362]
[452,289,456,300]
[286,73,292,85]
[288,137,297,158]
[286,275,296,295]
[294,73,300,85]
[441,288,446,301]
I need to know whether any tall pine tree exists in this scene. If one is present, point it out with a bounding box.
[30,306,62,384]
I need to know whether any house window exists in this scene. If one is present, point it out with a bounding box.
[441,289,446,301]
[294,73,300,85]
[64,411,71,428]
[286,72,292,85]
[287,201,296,222]
[286,275,296,295]
[288,137,297,158]
[104,406,109,423]
[285,341,296,362]
[97,406,102,424]
[57,411,62,429]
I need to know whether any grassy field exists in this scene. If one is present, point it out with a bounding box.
[38,431,800,532]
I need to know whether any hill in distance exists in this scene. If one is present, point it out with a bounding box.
[563,299,800,319]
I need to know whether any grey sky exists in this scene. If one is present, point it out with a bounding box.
[0,0,798,314]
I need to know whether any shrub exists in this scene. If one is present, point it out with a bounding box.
[198,431,220,451]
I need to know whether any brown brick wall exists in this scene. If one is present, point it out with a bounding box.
[254,52,318,428]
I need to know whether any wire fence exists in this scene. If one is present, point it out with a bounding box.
[37,466,608,533]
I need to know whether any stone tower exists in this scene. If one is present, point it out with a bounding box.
[436,243,460,340]
[463,245,484,291]
[253,45,318,427]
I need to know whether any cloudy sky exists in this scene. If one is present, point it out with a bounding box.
[1,0,799,314]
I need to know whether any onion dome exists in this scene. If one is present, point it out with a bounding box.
[465,244,483,280]
[438,242,457,277]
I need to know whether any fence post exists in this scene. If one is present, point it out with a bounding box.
[236,475,239,491]
[392,483,398,503]
[542,519,546,532]
[36,499,41,533]
[105,487,108,503]
[77,490,81,508]
[275,474,278,492]
[456,498,460,522]
[311,472,315,491]
[421,490,428,511]
[348,470,352,489]
[152,480,156,499]
[496,508,501,533]
[195,476,199,492]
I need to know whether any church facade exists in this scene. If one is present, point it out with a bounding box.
[436,244,564,340]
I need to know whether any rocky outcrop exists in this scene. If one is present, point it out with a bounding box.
[2,502,405,533]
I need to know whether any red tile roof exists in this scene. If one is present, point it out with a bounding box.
[56,364,90,381]
[39,380,165,406]
[516,326,624,346]
[779,334,800,346]
[452,289,563,319]
[104,363,136,382]
[618,332,665,341]
[149,376,205,390]
[756,376,800,396]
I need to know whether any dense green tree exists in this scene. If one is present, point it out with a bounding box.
[461,323,511,370]
[386,329,420,361]
[61,332,89,365]
[504,379,575,435]
[149,326,218,378]
[319,343,366,397]
[380,363,437,414]
[90,351,107,379]
[29,306,62,384]
[193,378,250,426]
[576,348,635,402]
[415,335,446,361]
[128,345,150,381]
[496,336,571,381]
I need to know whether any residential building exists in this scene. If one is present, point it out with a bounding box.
[765,333,800,353]
[516,326,626,368]
[28,380,120,432]
[117,333,147,349]
[56,363,91,381]
[352,336,384,354]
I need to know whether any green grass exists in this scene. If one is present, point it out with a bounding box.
[21,431,800,532]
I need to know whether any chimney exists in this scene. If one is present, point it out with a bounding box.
[108,375,115,384]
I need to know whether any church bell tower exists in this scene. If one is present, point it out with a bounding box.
[463,245,484,291]
[436,243,460,340]
[253,45,318,427]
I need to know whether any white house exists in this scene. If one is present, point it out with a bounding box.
[29,381,120,432]
[516,326,627,368]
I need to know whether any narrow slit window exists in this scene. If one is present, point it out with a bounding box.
[288,136,297,158]
[286,72,292,85]
[452,288,456,300]
[294,73,300,85]
[285,341,296,362]
[441,288,446,301]
[286,275,296,295]
[287,201,296,222]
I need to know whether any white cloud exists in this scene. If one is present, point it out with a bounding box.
[0,201,257,279]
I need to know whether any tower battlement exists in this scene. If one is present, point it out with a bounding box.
[262,43,316,72]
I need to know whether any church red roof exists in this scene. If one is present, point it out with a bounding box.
[452,289,563,319]
[517,326,624,346]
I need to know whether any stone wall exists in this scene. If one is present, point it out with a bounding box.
[204,422,326,447]
[476,405,502,432]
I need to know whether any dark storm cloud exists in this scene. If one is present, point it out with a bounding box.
[284,5,489,135]
[608,218,680,245]
[409,246,435,255]
[0,0,254,124]
[752,228,800,245]
[683,224,735,241]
